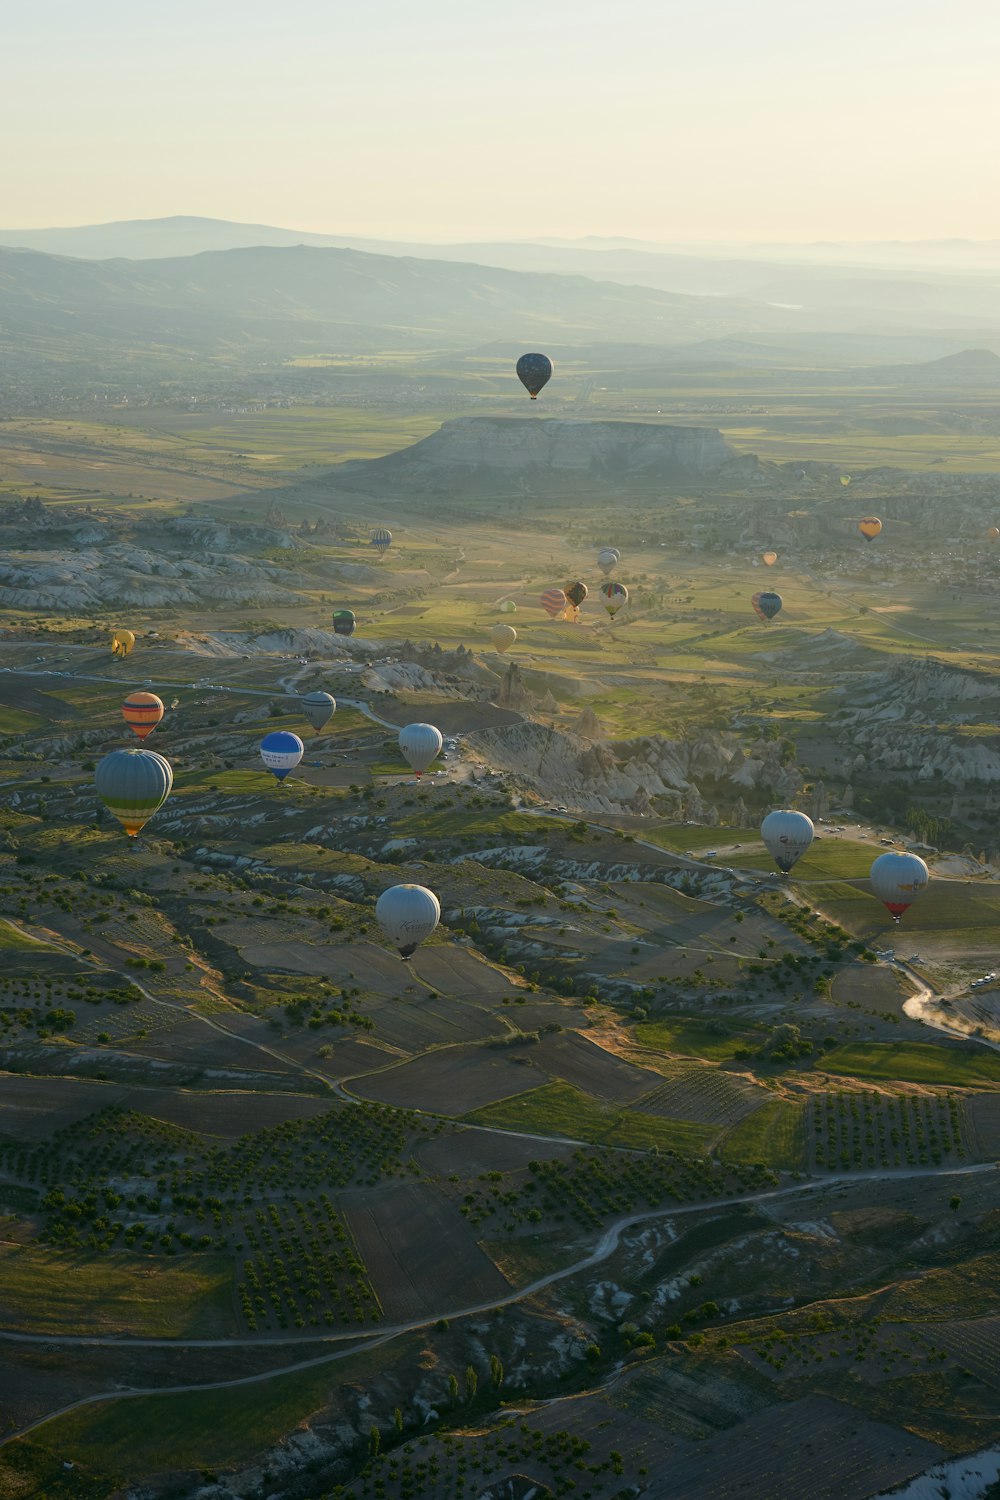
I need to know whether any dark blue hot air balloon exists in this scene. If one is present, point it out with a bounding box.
[371,528,392,556]
[757,590,783,623]
[516,352,553,400]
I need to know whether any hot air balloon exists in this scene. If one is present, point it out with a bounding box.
[541,588,568,619]
[332,610,356,636]
[762,551,778,567]
[516,352,552,400]
[987,527,1000,541]
[760,810,814,874]
[260,730,304,782]
[840,474,852,487]
[111,629,135,659]
[302,691,336,734]
[375,884,440,959]
[598,548,620,576]
[756,591,782,622]
[599,581,628,617]
[399,722,443,778]
[498,599,517,614]
[750,591,766,622]
[121,691,164,741]
[491,624,516,654]
[858,517,882,543]
[869,852,929,922]
[371,528,392,556]
[95,747,172,838]
[564,581,588,609]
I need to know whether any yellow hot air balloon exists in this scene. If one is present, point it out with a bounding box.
[491,624,516,654]
[762,551,778,566]
[858,517,882,543]
[111,629,136,658]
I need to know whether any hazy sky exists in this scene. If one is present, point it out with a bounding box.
[4,0,999,242]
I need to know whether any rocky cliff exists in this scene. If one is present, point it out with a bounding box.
[331,416,751,496]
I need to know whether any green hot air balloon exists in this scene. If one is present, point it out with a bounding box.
[333,610,356,637]
[95,747,173,838]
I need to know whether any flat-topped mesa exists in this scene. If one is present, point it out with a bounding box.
[331,416,753,495]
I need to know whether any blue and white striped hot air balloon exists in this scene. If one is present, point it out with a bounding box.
[371,528,392,556]
[260,731,304,782]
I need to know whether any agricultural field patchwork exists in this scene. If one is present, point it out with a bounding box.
[4,392,1000,1498]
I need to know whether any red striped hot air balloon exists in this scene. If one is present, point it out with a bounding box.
[541,588,568,619]
[121,691,164,741]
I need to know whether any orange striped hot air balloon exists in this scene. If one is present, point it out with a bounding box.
[541,588,568,619]
[122,691,164,740]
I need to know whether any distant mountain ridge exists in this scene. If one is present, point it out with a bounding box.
[3,217,1000,330]
[0,241,798,366]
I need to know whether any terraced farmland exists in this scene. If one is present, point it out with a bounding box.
[630,1067,766,1128]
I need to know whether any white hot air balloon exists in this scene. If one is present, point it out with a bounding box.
[597,548,620,576]
[760,810,814,873]
[399,722,443,778]
[302,690,336,734]
[375,884,441,959]
[869,852,929,922]
[491,623,516,654]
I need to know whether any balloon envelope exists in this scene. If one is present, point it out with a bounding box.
[988,527,1000,541]
[371,528,392,555]
[564,581,588,609]
[96,747,172,837]
[332,610,356,636]
[750,591,766,622]
[302,691,336,734]
[597,548,619,576]
[122,691,164,741]
[762,551,778,566]
[111,629,135,658]
[260,730,304,781]
[541,588,568,619]
[491,624,516,654]
[840,474,851,487]
[757,590,782,622]
[869,851,929,921]
[761,810,814,873]
[599,580,628,617]
[375,884,440,959]
[498,599,517,614]
[858,517,882,542]
[515,352,553,400]
[399,722,443,777]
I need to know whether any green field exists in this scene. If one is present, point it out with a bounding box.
[820,1042,1000,1087]
[643,825,758,855]
[719,1097,808,1169]
[0,1247,235,1337]
[0,921,48,951]
[635,1016,763,1062]
[10,1361,344,1489]
[723,837,877,881]
[808,877,1000,948]
[466,1081,716,1154]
